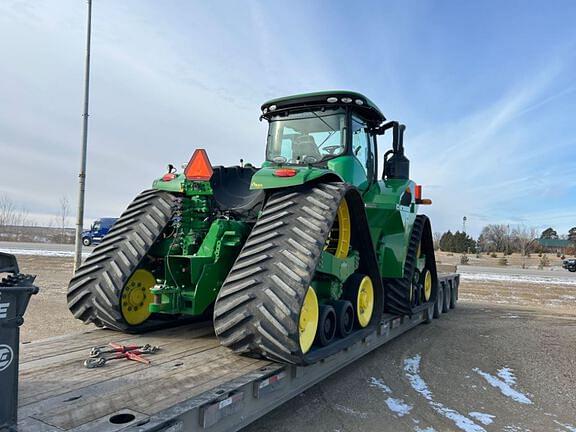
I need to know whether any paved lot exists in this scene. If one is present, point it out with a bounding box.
[247,302,576,432]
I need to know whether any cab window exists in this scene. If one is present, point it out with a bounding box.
[351,116,373,181]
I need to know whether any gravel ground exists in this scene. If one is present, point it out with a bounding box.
[4,243,576,431]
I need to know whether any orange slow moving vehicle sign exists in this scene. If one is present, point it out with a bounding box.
[184,149,213,181]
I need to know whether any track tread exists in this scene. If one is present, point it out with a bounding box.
[66,189,176,331]
[213,183,351,364]
[384,215,436,315]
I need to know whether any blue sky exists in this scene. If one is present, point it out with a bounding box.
[1,0,575,236]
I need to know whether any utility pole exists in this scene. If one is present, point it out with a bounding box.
[74,0,93,271]
[462,216,467,234]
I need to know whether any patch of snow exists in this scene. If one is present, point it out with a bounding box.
[333,404,368,419]
[404,355,486,432]
[554,420,576,432]
[368,377,412,417]
[460,272,576,286]
[415,427,437,432]
[497,367,517,386]
[0,247,90,258]
[473,368,532,405]
[469,412,495,425]
[369,377,391,393]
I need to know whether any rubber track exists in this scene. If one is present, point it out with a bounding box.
[67,189,176,331]
[384,215,434,315]
[213,182,350,365]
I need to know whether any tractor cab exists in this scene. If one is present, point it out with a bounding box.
[256,91,410,191]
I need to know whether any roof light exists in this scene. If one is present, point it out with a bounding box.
[327,97,338,103]
[269,105,277,111]
[162,173,176,182]
[273,168,297,177]
[341,97,353,103]
[355,99,364,105]
[184,149,213,181]
[263,107,268,114]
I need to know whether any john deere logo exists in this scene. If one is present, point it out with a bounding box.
[0,345,14,372]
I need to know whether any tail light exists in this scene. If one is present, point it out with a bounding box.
[274,168,297,177]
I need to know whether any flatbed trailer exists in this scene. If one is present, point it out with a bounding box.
[16,273,459,432]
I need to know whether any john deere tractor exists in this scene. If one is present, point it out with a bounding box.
[68,91,437,365]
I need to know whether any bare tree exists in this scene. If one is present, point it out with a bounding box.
[59,196,70,242]
[0,194,17,230]
[512,225,539,268]
[478,224,511,252]
[433,232,442,250]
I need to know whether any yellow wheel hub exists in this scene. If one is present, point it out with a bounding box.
[325,198,351,259]
[121,269,155,326]
[423,269,432,302]
[357,276,374,328]
[299,287,319,354]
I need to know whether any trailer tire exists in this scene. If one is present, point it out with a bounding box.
[441,282,450,313]
[450,280,457,309]
[433,285,443,319]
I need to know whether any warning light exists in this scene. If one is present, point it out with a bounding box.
[415,185,422,201]
[184,149,213,181]
[273,168,297,177]
[162,173,176,182]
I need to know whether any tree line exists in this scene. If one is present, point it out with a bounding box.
[435,224,576,254]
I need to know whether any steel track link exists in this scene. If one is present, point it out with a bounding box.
[213,182,362,365]
[67,189,177,332]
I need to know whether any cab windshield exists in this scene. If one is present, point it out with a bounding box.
[266,108,347,165]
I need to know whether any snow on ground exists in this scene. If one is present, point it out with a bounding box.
[369,377,413,417]
[472,368,532,405]
[554,420,576,432]
[0,247,90,258]
[468,412,495,425]
[333,404,369,419]
[460,272,576,286]
[403,355,487,432]
[496,367,516,386]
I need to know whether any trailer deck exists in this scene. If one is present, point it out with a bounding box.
[17,274,459,432]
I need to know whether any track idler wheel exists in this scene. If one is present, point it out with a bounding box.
[299,287,319,354]
[344,273,374,328]
[121,269,155,326]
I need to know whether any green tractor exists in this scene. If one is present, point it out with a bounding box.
[68,91,438,365]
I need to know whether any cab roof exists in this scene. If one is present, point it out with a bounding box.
[261,90,386,124]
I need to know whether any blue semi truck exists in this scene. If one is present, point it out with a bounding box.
[81,218,117,246]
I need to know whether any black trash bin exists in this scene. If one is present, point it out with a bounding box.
[0,253,38,432]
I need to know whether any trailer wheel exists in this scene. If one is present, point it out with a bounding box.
[315,305,336,347]
[441,282,450,313]
[433,285,443,319]
[450,280,458,309]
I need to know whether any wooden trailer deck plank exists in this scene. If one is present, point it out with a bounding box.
[18,323,271,431]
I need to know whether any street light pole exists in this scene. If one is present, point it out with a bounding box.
[74,0,93,271]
